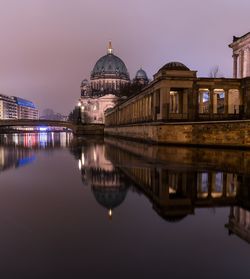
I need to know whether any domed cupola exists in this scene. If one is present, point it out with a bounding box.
[90,42,130,96]
[159,61,190,71]
[134,68,149,85]
[154,61,196,79]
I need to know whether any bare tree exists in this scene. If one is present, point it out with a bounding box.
[209,65,224,78]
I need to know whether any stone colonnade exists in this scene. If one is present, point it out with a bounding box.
[198,88,241,115]
[232,48,250,78]
[229,33,250,78]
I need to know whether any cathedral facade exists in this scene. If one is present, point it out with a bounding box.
[77,42,148,124]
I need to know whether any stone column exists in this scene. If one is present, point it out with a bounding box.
[246,48,250,77]
[160,87,169,120]
[233,54,238,78]
[199,91,203,113]
[224,89,229,115]
[173,93,177,113]
[239,50,244,78]
[211,90,218,114]
[243,48,249,78]
[209,89,214,117]
[182,90,188,114]
[152,91,157,121]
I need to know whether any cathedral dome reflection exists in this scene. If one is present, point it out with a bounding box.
[92,183,127,211]
[70,142,129,216]
[90,167,128,215]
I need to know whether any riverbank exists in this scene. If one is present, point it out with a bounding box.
[105,119,250,148]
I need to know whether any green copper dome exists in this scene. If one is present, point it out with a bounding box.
[91,42,130,80]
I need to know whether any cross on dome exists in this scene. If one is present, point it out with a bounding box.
[107,41,113,54]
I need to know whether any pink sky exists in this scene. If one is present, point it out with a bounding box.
[0,0,249,114]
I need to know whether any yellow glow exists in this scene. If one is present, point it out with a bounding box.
[169,187,176,194]
[211,192,223,198]
[78,102,81,106]
[197,193,208,198]
[78,160,81,170]
[109,209,112,217]
[81,152,85,166]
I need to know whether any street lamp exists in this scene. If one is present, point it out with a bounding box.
[81,105,85,123]
[77,101,82,124]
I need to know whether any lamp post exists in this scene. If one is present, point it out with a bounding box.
[77,102,82,124]
[81,105,85,123]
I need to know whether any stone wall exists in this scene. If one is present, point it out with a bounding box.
[104,120,250,147]
[73,124,104,135]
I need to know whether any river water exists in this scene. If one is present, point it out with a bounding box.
[0,132,250,278]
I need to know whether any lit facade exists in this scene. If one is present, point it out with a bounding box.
[229,32,250,78]
[0,94,18,119]
[105,61,248,126]
[14,97,39,120]
[78,42,149,124]
[0,94,38,120]
[106,32,250,126]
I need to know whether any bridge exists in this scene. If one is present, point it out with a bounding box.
[0,119,104,135]
[0,119,74,129]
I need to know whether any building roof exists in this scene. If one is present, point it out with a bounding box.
[159,61,190,71]
[232,32,250,43]
[14,97,36,109]
[91,42,130,80]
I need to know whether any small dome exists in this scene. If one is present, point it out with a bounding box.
[81,78,88,85]
[135,68,148,80]
[159,61,190,71]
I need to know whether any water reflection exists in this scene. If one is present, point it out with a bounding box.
[0,145,35,172]
[70,137,250,244]
[1,133,250,247]
[0,132,72,173]
[0,132,72,148]
[70,139,128,219]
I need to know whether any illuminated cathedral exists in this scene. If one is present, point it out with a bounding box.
[77,42,149,123]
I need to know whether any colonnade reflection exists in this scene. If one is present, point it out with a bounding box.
[71,137,250,243]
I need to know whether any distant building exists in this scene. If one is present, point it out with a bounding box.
[0,93,38,120]
[0,94,18,119]
[40,108,67,121]
[229,32,250,78]
[14,97,38,120]
[133,68,149,86]
[77,42,149,124]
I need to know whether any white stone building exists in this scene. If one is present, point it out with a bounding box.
[229,32,250,78]
[78,42,149,124]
